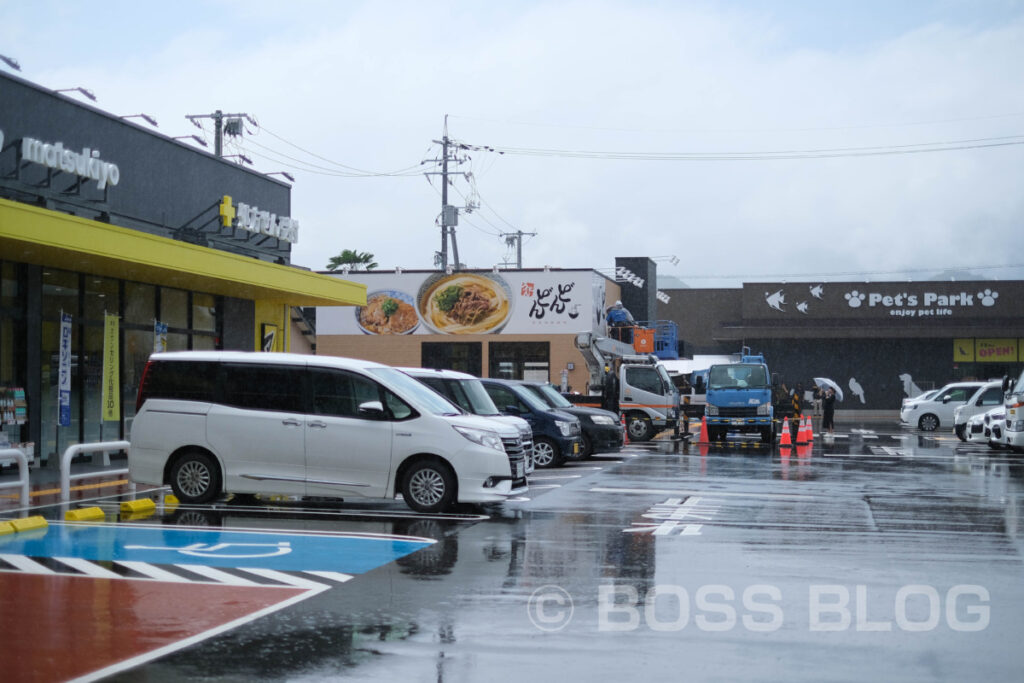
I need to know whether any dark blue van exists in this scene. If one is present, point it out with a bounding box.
[480,379,582,468]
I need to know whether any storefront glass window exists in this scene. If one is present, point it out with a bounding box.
[124,282,155,325]
[123,329,151,434]
[489,342,550,381]
[84,276,119,322]
[422,342,482,375]
[161,287,188,329]
[1,262,26,450]
[193,292,216,332]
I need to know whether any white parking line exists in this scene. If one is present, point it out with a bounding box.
[590,486,823,501]
[528,474,583,480]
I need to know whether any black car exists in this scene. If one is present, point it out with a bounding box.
[512,380,624,458]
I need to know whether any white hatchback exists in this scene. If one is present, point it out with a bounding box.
[900,381,985,432]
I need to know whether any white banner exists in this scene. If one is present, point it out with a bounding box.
[318,271,604,336]
[58,311,72,426]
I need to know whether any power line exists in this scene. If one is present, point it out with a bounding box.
[251,120,423,177]
[484,134,1024,161]
[450,110,1024,135]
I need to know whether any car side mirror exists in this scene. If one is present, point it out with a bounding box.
[358,400,386,419]
[941,395,952,404]
[502,404,522,416]
[1003,375,1012,393]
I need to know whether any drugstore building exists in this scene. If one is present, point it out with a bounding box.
[0,71,363,465]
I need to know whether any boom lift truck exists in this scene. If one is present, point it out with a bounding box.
[571,328,679,442]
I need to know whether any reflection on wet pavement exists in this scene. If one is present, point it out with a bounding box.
[9,421,1023,681]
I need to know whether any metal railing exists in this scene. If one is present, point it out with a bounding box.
[0,448,31,507]
[60,440,132,502]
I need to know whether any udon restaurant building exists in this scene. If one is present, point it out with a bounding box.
[317,268,623,391]
[1,71,363,466]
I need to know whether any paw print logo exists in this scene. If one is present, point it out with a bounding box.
[978,289,998,307]
[845,290,866,308]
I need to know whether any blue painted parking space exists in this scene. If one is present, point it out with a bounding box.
[0,522,434,574]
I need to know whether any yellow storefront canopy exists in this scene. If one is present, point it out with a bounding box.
[0,198,365,307]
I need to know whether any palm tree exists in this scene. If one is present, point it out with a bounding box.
[326,249,378,271]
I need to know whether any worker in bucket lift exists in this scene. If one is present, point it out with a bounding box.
[606,300,635,343]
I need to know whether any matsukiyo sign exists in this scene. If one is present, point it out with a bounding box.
[17,133,121,190]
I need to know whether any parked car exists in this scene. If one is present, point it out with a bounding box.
[983,406,1008,450]
[900,381,985,431]
[398,367,534,474]
[952,381,1005,441]
[901,388,940,411]
[480,378,582,468]
[513,380,623,458]
[130,352,529,512]
[965,410,988,445]
[1003,370,1024,454]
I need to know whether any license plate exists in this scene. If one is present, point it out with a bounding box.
[732,418,745,425]
[573,441,580,454]
[515,461,525,479]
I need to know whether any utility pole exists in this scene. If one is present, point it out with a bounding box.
[425,115,471,271]
[185,110,253,157]
[502,230,537,269]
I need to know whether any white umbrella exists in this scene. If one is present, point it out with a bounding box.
[814,377,844,402]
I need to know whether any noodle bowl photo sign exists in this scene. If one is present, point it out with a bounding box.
[355,290,420,335]
[417,273,514,335]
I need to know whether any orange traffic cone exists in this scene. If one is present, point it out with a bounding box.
[698,416,710,444]
[795,417,806,444]
[620,413,630,445]
[806,416,815,442]
[779,417,791,446]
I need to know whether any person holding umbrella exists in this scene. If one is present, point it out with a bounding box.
[814,377,843,435]
[822,387,837,434]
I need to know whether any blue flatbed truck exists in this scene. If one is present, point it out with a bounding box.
[704,354,775,443]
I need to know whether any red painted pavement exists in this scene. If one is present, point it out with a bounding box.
[0,572,306,682]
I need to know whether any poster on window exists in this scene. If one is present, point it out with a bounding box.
[153,321,168,353]
[261,323,278,352]
[318,270,605,336]
[58,311,72,427]
[102,313,120,421]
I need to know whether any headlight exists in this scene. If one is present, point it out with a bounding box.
[453,425,504,452]
[706,405,719,416]
[1010,420,1024,432]
[590,415,617,426]
[757,403,770,416]
[556,420,573,436]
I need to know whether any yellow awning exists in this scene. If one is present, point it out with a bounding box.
[0,198,365,306]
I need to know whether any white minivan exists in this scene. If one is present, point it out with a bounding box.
[129,352,528,512]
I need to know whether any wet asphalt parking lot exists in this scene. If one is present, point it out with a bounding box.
[3,420,1023,682]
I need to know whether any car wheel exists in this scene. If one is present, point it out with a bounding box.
[532,437,565,468]
[401,460,456,513]
[627,414,655,442]
[577,434,593,459]
[170,450,221,504]
[918,414,940,431]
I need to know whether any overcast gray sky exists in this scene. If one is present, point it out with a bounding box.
[4,0,1023,286]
